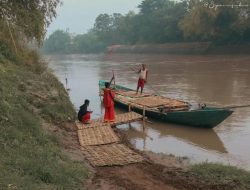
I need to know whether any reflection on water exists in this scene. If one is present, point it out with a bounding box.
[152,122,227,153]
[121,123,226,152]
[47,53,250,170]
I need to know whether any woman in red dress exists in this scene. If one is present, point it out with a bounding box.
[103,78,115,122]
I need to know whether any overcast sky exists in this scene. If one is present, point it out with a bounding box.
[47,0,143,35]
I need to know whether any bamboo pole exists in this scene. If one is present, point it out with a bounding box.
[143,106,146,120]
[222,104,250,109]
[112,70,116,88]
[143,106,146,130]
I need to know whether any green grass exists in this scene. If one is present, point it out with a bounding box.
[191,163,250,189]
[0,56,87,189]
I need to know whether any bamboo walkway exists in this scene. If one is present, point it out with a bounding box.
[75,111,143,130]
[76,111,144,167]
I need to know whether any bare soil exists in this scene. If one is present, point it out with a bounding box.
[54,123,237,190]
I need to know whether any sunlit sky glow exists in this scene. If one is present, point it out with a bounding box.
[47,0,143,35]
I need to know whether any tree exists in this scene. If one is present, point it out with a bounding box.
[73,30,105,53]
[138,0,167,15]
[42,30,71,53]
[93,14,113,44]
[93,13,127,45]
[0,0,60,44]
[179,2,216,41]
[118,11,139,44]
[42,0,250,54]
[42,30,106,54]
[180,0,250,44]
[136,0,187,43]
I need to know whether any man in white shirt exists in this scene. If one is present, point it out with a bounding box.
[136,64,148,94]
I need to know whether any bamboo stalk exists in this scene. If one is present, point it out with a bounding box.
[112,70,116,87]
[3,12,18,55]
[142,106,146,130]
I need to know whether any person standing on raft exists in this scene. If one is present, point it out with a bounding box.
[78,99,92,123]
[103,76,115,122]
[136,64,148,94]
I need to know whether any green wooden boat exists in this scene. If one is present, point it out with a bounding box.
[99,80,233,128]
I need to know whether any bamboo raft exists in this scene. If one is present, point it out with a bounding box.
[76,111,144,167]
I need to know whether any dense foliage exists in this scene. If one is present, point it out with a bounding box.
[0,0,60,44]
[43,0,250,53]
[42,29,105,53]
[0,0,61,62]
[180,0,250,44]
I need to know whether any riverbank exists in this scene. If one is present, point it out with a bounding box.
[85,128,250,190]
[50,117,250,190]
[106,43,250,54]
[0,52,87,189]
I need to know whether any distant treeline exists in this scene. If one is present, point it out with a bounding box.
[42,0,250,54]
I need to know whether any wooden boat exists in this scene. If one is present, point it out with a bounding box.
[99,80,233,128]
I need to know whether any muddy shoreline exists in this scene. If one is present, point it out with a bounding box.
[58,123,244,190]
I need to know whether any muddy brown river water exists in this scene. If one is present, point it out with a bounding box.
[47,53,250,170]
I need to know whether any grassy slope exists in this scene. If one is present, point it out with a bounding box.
[0,55,87,189]
[191,163,250,189]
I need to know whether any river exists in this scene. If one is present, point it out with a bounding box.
[47,53,250,169]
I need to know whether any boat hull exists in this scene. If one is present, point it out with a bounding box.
[115,100,233,128]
